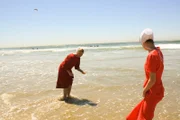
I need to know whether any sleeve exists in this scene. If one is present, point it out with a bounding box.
[75,58,80,69]
[146,54,157,73]
[63,55,72,70]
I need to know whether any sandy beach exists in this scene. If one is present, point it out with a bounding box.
[0,42,180,120]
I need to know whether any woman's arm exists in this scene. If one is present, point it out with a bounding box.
[74,59,85,74]
[143,72,156,97]
[76,68,86,74]
[63,54,74,77]
[143,53,157,97]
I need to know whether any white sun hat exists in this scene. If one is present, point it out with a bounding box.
[139,28,154,44]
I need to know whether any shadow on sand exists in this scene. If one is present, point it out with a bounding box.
[63,97,97,106]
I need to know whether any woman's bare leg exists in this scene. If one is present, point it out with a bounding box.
[67,86,72,98]
[59,88,68,101]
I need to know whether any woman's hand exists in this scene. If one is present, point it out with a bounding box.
[82,71,86,74]
[76,68,86,75]
[143,73,156,97]
[67,70,74,77]
[143,89,148,97]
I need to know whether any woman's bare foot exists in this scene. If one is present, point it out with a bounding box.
[58,96,67,101]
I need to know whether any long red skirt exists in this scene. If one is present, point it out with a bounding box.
[126,92,163,120]
[56,68,73,88]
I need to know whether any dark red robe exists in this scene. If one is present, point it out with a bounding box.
[56,53,80,88]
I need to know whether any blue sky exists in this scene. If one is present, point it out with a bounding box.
[0,0,180,47]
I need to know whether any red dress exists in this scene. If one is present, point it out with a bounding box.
[56,53,80,88]
[126,47,164,120]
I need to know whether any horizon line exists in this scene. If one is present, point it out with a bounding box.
[0,39,180,49]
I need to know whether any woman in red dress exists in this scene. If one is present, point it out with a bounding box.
[56,48,86,100]
[126,28,164,120]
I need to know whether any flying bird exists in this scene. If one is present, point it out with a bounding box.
[34,9,38,11]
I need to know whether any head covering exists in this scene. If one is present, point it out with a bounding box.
[76,47,84,53]
[139,28,154,44]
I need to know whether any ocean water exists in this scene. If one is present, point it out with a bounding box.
[0,41,180,120]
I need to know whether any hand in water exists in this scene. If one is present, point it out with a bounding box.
[82,71,86,74]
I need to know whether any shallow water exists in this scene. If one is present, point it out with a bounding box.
[0,42,180,120]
